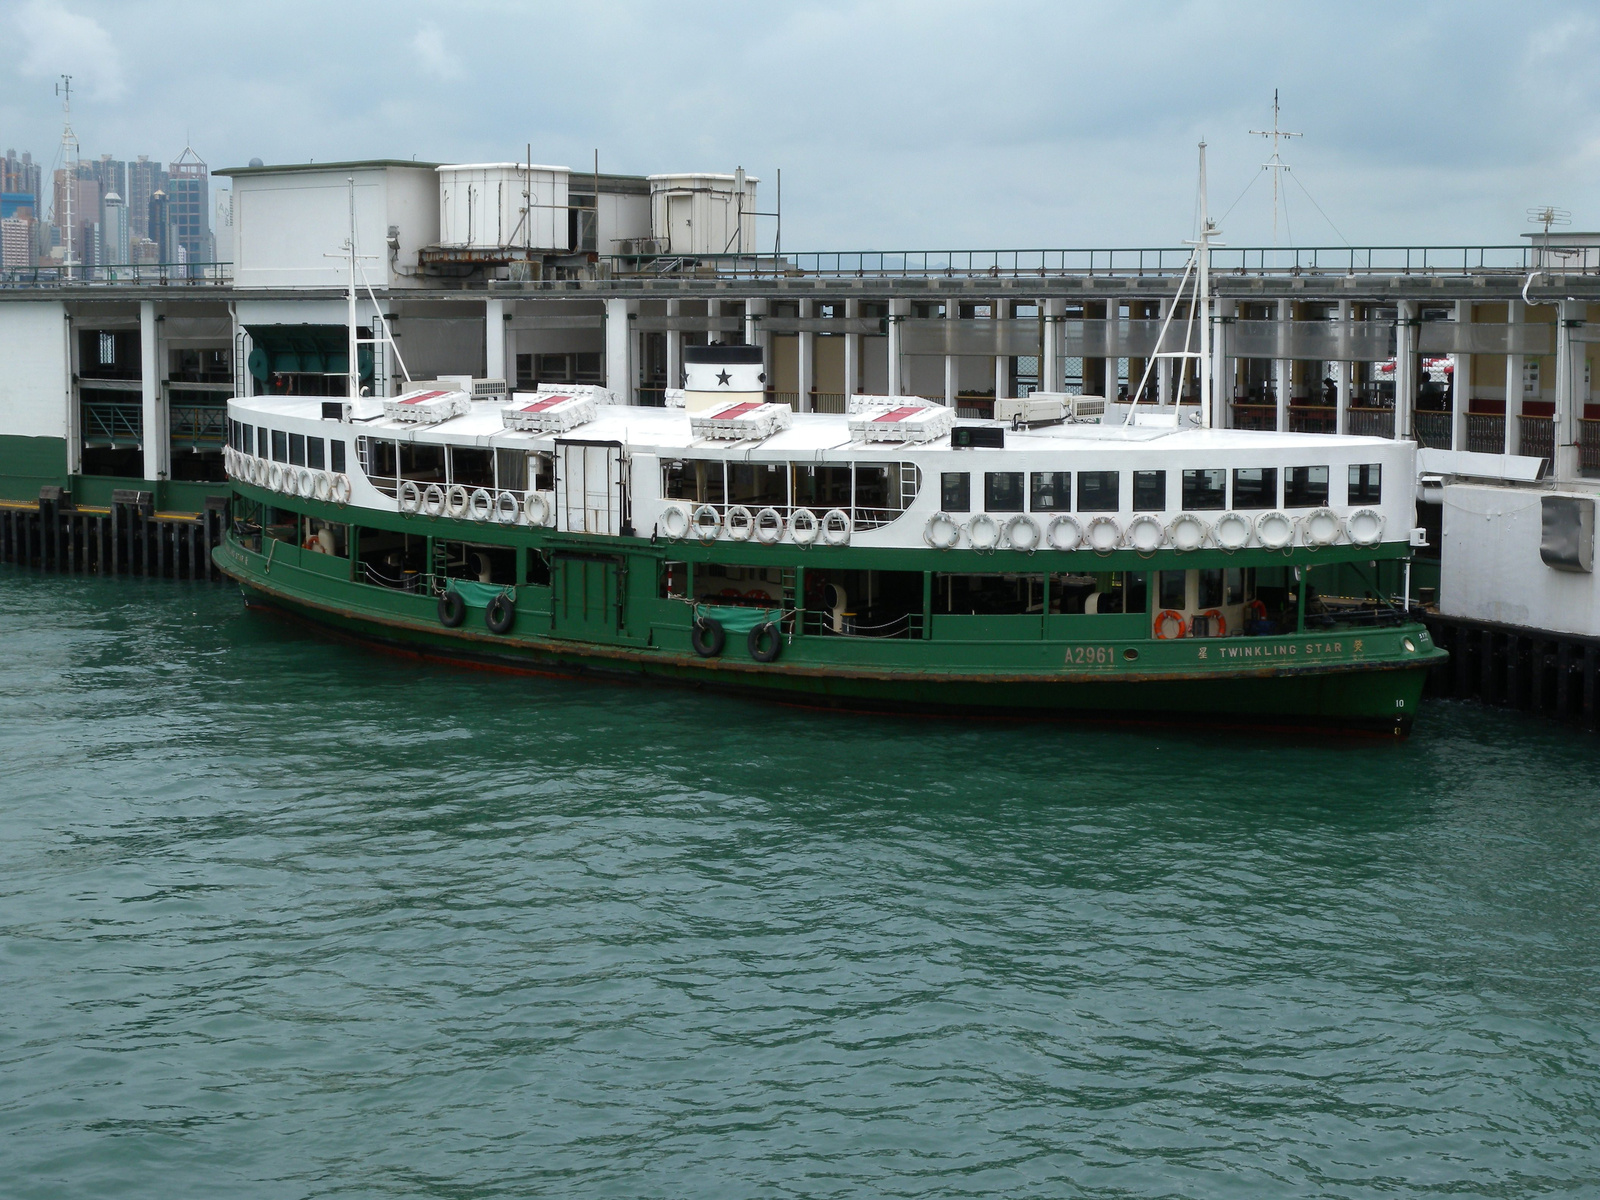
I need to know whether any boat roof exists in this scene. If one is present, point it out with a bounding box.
[234,395,1400,456]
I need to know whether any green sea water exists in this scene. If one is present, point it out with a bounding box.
[2,568,1598,1198]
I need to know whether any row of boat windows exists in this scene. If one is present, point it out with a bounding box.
[940,465,1382,514]
[228,420,347,473]
[355,437,555,493]
[662,460,912,514]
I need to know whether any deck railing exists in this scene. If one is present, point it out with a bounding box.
[1229,403,1277,431]
[82,400,142,447]
[1347,408,1395,439]
[1414,411,1453,449]
[1,261,232,288]
[1287,406,1336,435]
[1465,414,1506,454]
[1580,419,1600,473]
[1519,415,1555,461]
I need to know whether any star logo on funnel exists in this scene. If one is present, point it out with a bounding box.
[716,370,732,386]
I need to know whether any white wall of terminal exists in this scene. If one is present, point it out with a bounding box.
[648,174,758,255]
[1440,482,1600,635]
[438,164,569,251]
[223,163,439,290]
[0,300,69,440]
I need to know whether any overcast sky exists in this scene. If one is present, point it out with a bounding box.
[2,0,1597,251]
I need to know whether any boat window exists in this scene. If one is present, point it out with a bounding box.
[1049,571,1145,614]
[659,560,688,600]
[301,518,347,558]
[358,437,399,495]
[854,463,896,514]
[792,464,848,510]
[257,426,269,457]
[1182,468,1227,510]
[449,446,494,488]
[663,460,696,501]
[354,526,425,588]
[307,437,326,470]
[288,433,306,467]
[1284,466,1329,508]
[984,472,1025,512]
[1225,567,1248,604]
[731,462,788,509]
[436,540,517,586]
[271,430,288,462]
[525,550,551,586]
[700,562,788,606]
[1232,467,1278,509]
[1349,463,1381,504]
[1133,470,1166,511]
[941,472,971,513]
[934,572,1043,616]
[401,442,446,483]
[530,452,553,491]
[1077,470,1119,512]
[1198,569,1224,608]
[496,448,527,491]
[330,440,346,473]
[805,569,920,636]
[1158,570,1186,610]
[1030,471,1070,512]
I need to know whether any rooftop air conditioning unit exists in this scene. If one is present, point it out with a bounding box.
[429,375,508,401]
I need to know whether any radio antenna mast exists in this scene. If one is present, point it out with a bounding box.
[55,75,79,280]
[1250,89,1300,247]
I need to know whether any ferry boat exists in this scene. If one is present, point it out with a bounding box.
[214,163,1446,733]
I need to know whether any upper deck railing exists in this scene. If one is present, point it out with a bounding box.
[6,244,1599,291]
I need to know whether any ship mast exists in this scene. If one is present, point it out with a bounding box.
[1197,140,1214,430]
[56,75,78,281]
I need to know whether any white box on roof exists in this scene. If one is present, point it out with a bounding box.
[689,400,793,442]
[849,403,956,444]
[847,393,936,415]
[384,388,471,424]
[438,163,569,250]
[502,392,596,433]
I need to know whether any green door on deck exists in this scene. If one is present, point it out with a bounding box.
[552,553,624,644]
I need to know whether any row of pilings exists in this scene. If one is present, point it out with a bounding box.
[1422,614,1600,728]
[0,488,226,581]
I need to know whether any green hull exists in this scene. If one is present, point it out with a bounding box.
[216,528,1443,735]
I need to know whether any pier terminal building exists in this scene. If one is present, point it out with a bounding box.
[2,156,1600,716]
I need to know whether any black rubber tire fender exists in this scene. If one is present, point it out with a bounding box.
[748,621,782,663]
[438,590,466,628]
[690,617,726,658]
[485,593,516,635]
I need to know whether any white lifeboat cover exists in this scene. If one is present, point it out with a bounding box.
[847,393,936,415]
[689,400,794,442]
[533,382,618,405]
[383,388,471,424]
[849,403,956,444]
[501,392,596,433]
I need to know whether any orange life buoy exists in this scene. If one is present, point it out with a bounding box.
[1202,608,1226,637]
[1245,599,1267,622]
[1154,609,1187,640]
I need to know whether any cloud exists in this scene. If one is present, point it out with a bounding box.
[11,0,126,103]
[410,23,462,80]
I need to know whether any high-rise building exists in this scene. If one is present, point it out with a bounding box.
[167,146,211,272]
[103,191,130,266]
[126,155,164,243]
[1,215,33,269]
[1,150,43,222]
[148,189,170,262]
[87,155,126,207]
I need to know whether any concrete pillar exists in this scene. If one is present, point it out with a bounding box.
[1212,298,1230,427]
[1336,298,1352,434]
[994,299,1008,402]
[1555,298,1583,481]
[707,298,720,342]
[1504,299,1522,456]
[1105,299,1121,403]
[1451,299,1471,452]
[604,297,634,403]
[1156,298,1172,406]
[797,298,814,413]
[666,298,681,389]
[485,297,507,383]
[1275,298,1292,433]
[887,297,908,395]
[1042,297,1063,395]
[140,300,166,481]
[1395,299,1416,441]
[744,297,762,352]
[844,298,860,400]
[944,300,956,406]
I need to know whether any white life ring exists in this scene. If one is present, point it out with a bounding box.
[1006,513,1041,552]
[924,511,962,549]
[446,484,471,519]
[1127,513,1164,553]
[313,471,333,503]
[754,507,785,545]
[468,487,494,522]
[821,508,852,546]
[495,490,520,525]
[331,474,352,505]
[397,479,422,514]
[243,455,256,485]
[1046,514,1082,551]
[1168,512,1209,552]
[789,507,820,546]
[968,513,1001,551]
[691,503,722,541]
[423,484,447,518]
[223,446,236,476]
[725,504,755,542]
[1303,507,1345,547]
[1085,515,1122,553]
[296,466,316,498]
[267,462,285,492]
[524,491,551,528]
[658,502,689,540]
[253,458,267,488]
[1256,510,1295,549]
[1214,511,1251,551]
[1347,507,1385,546]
